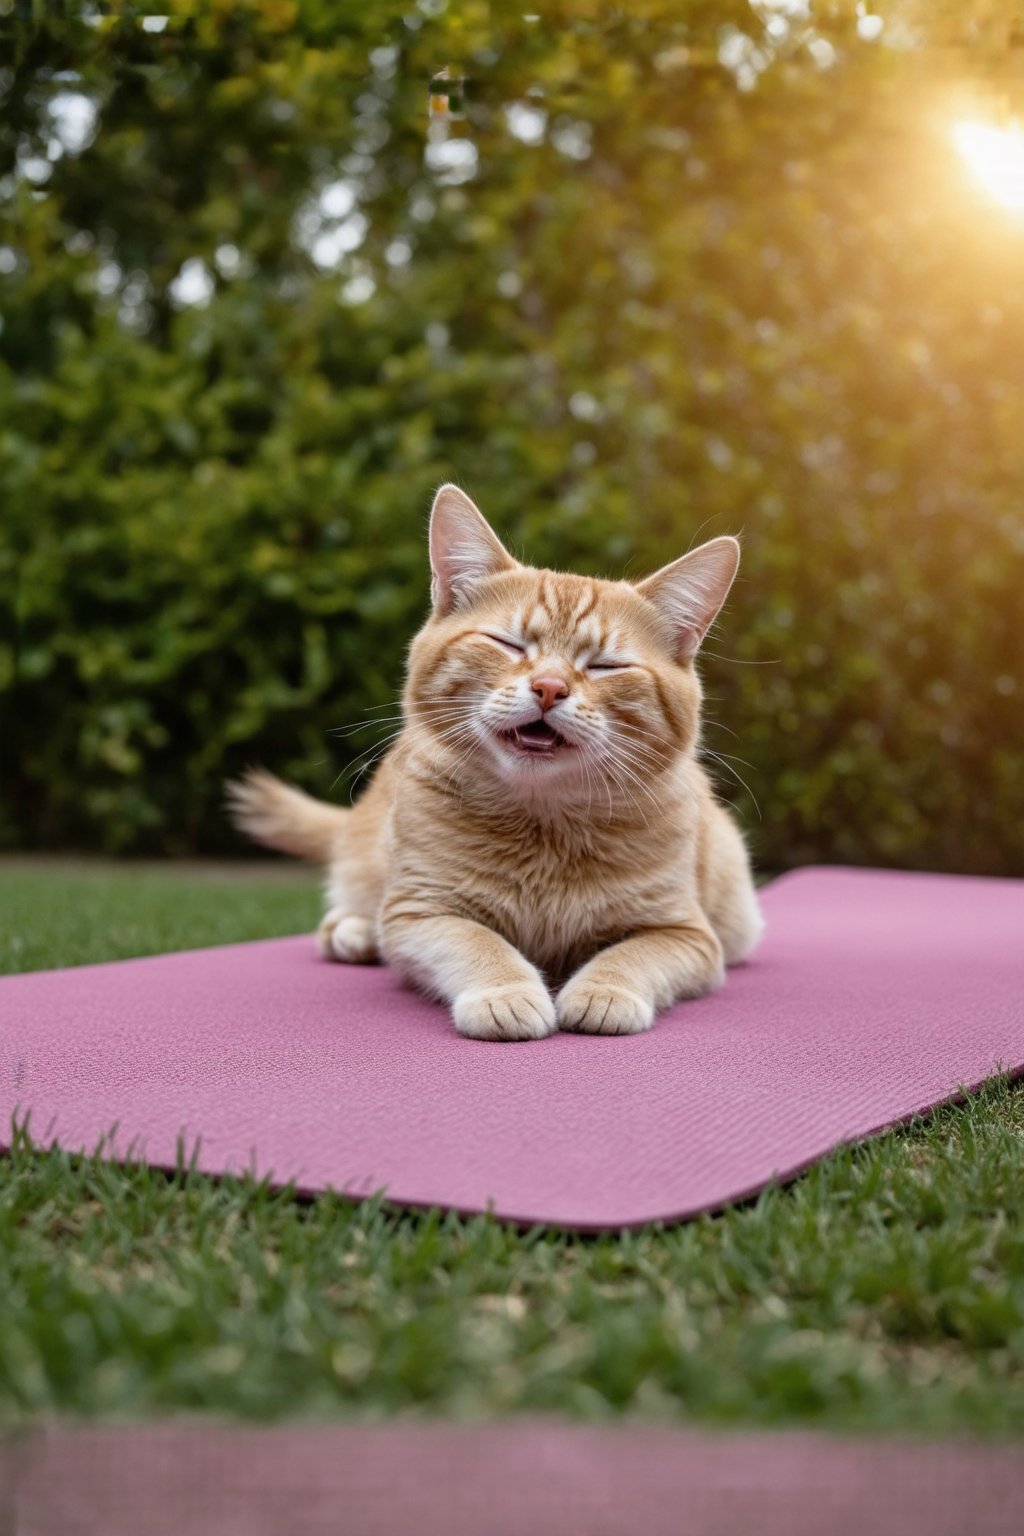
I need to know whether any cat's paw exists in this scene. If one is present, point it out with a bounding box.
[317,909,378,964]
[556,981,654,1036]
[453,984,556,1043]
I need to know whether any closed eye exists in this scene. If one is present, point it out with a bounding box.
[479,632,526,656]
[587,659,631,673]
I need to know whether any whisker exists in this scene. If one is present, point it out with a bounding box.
[700,748,762,819]
[329,717,405,738]
[702,653,780,666]
[702,717,740,740]
[332,733,404,799]
[602,758,651,830]
[704,748,758,771]
[431,730,483,799]
[329,700,474,739]
[332,706,482,796]
[332,730,404,773]
[614,724,675,761]
[599,742,661,805]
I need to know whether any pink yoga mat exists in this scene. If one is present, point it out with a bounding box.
[2,867,1022,1230]
[6,1422,1024,1536]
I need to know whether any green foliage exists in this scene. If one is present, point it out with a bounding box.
[2,864,1024,1428]
[1,2,1022,868]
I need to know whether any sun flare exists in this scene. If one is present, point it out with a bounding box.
[951,119,1024,211]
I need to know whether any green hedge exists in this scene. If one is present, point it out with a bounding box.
[2,2,1022,873]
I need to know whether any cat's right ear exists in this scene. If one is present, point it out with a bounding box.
[429,484,517,615]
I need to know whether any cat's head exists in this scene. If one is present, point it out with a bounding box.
[404,485,739,810]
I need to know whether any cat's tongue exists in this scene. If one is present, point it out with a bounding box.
[507,719,564,754]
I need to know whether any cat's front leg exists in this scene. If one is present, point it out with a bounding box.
[380,906,556,1042]
[557,920,725,1036]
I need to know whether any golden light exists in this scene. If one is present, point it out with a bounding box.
[951,119,1024,211]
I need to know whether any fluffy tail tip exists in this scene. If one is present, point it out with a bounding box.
[225,767,342,861]
[226,767,284,841]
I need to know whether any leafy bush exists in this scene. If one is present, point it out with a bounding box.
[2,2,1022,872]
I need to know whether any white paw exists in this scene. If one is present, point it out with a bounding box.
[453,984,556,1042]
[556,982,654,1036]
[317,909,377,964]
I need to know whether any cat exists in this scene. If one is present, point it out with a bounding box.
[229,484,763,1041]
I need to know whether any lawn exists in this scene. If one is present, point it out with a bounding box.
[1,862,1022,1432]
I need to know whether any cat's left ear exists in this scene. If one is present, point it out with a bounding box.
[635,536,741,661]
[429,484,518,615]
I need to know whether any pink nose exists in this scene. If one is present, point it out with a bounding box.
[531,675,569,712]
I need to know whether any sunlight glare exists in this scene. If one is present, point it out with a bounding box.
[951,119,1024,211]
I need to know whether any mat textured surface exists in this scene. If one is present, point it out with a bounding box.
[5,1422,1024,1536]
[2,866,1022,1230]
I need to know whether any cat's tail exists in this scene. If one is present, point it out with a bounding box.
[226,768,346,863]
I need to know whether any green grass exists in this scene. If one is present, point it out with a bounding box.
[1,862,1023,1433]
[0,860,320,975]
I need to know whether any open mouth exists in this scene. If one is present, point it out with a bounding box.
[498,719,574,756]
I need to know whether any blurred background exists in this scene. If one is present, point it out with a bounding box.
[1,0,1022,875]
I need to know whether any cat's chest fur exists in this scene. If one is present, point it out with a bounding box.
[391,791,691,979]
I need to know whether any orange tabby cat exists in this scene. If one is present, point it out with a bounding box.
[229,485,762,1041]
